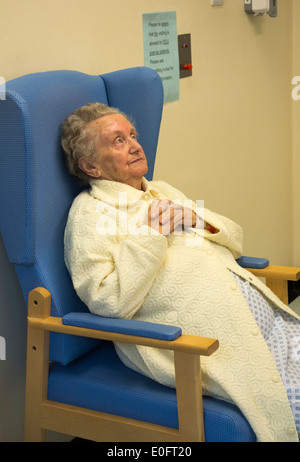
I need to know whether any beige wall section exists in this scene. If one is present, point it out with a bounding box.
[156,1,294,266]
[0,0,296,267]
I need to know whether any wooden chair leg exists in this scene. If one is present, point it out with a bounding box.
[266,278,289,305]
[174,351,205,442]
[24,288,51,442]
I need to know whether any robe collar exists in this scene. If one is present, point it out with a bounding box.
[88,177,160,204]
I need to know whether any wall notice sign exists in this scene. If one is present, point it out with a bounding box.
[143,11,179,103]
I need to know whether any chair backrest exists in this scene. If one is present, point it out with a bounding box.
[0,67,164,364]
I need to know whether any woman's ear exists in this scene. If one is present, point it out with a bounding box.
[78,157,101,178]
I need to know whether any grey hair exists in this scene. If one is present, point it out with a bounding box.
[61,102,126,185]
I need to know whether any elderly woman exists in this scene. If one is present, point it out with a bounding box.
[62,102,300,442]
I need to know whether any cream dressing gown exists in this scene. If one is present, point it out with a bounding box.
[64,177,300,442]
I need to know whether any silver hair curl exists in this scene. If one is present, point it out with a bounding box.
[61,102,126,185]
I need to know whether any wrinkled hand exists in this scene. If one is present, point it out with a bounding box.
[147,200,196,235]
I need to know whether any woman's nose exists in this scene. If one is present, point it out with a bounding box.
[128,137,141,152]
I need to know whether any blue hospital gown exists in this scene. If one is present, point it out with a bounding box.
[232,272,300,438]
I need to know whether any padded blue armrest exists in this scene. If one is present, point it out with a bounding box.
[236,256,269,269]
[62,312,182,341]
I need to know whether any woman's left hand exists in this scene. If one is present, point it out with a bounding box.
[148,200,196,235]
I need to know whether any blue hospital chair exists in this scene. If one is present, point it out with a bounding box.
[0,67,299,442]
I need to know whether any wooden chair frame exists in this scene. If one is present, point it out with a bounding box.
[25,287,219,442]
[247,265,300,305]
[24,264,300,442]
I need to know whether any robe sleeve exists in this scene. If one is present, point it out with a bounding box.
[153,181,243,259]
[64,197,168,319]
[201,209,244,259]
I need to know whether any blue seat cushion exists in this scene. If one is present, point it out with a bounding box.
[48,342,256,442]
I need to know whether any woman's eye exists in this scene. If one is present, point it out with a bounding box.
[115,137,123,145]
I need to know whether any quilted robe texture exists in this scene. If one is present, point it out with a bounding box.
[64,178,300,442]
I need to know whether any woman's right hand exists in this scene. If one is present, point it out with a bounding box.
[147,200,195,235]
[147,200,177,235]
[147,200,218,235]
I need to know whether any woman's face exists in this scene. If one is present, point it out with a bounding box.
[80,114,148,189]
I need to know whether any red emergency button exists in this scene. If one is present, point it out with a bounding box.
[184,64,193,71]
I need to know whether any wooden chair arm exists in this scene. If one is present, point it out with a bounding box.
[28,314,218,356]
[28,287,219,356]
[26,287,219,442]
[246,265,300,281]
[246,265,300,305]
